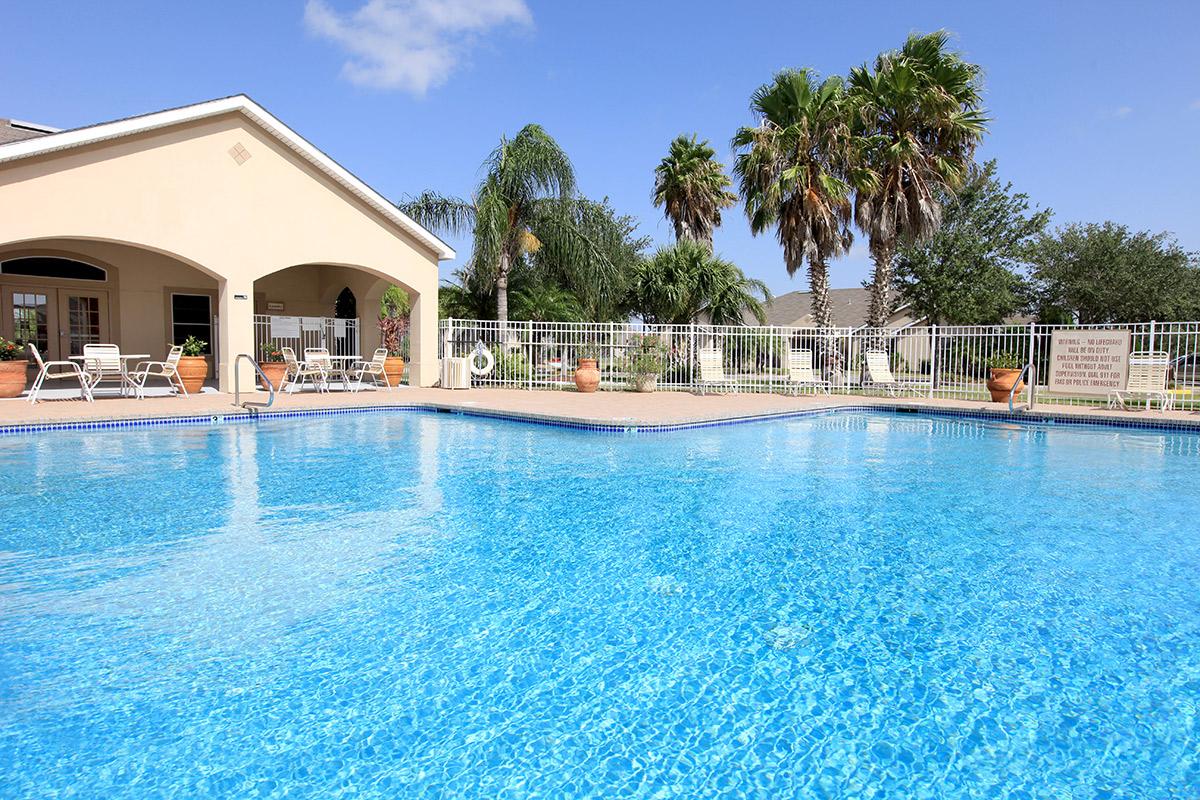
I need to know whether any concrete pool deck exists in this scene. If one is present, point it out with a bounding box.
[2,385,1198,431]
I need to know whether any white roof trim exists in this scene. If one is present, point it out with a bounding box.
[0,95,455,260]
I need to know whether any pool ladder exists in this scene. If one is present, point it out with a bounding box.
[1009,363,1035,412]
[232,353,276,413]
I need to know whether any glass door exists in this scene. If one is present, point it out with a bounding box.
[57,291,109,357]
[3,286,56,360]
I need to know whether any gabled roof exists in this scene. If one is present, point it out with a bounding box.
[752,287,922,328]
[0,118,60,145]
[0,95,455,260]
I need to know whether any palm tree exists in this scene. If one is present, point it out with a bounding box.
[731,69,854,331]
[652,134,738,248]
[848,30,988,328]
[627,240,771,325]
[399,124,576,323]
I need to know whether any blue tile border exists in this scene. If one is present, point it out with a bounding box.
[1,400,1198,437]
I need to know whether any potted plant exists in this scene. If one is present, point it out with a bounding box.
[176,335,209,394]
[622,334,666,393]
[0,337,28,398]
[574,350,601,393]
[258,340,289,390]
[985,352,1026,402]
[379,313,408,387]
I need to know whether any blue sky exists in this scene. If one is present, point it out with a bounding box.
[3,1,1198,295]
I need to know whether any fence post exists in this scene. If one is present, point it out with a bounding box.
[527,320,534,391]
[928,324,938,399]
[689,324,696,391]
[1148,319,1156,353]
[1027,322,1036,409]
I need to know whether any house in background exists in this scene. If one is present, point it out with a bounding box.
[754,287,926,330]
[0,96,452,391]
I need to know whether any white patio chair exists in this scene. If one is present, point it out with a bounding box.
[82,343,132,397]
[696,347,736,394]
[863,350,918,397]
[26,343,93,404]
[283,346,328,393]
[1108,351,1172,412]
[351,348,391,392]
[787,348,830,395]
[304,347,339,390]
[127,345,187,399]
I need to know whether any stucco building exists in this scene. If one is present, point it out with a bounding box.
[0,96,452,391]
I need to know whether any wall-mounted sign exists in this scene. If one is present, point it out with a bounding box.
[301,316,324,333]
[266,301,285,312]
[1047,329,1130,395]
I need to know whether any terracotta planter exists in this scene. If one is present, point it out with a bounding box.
[258,361,288,391]
[632,374,657,393]
[574,358,600,393]
[0,360,28,399]
[383,356,405,388]
[176,356,209,395]
[986,367,1025,402]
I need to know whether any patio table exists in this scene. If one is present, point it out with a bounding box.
[323,354,362,391]
[70,353,150,396]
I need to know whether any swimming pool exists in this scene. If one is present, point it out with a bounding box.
[1,410,1197,798]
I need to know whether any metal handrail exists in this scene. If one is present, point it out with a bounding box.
[233,353,276,411]
[1009,362,1034,412]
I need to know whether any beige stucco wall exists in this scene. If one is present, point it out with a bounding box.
[0,111,440,389]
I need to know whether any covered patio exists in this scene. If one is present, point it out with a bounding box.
[0,95,452,395]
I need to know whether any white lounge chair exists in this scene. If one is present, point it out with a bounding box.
[863,350,918,397]
[282,346,328,393]
[1108,351,1172,412]
[697,347,736,394]
[127,345,187,398]
[82,343,133,397]
[27,343,93,404]
[787,348,830,395]
[351,348,391,391]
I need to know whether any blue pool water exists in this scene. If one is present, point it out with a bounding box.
[0,410,1198,798]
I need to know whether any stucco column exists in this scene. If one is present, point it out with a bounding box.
[408,284,438,387]
[217,277,257,392]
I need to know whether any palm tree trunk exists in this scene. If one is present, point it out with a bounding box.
[867,242,895,329]
[808,258,832,330]
[496,251,510,323]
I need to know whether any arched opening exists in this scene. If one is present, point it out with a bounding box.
[334,287,356,319]
[0,238,218,371]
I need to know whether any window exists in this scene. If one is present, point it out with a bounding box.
[1,257,106,281]
[66,296,101,356]
[171,293,212,355]
[12,292,49,354]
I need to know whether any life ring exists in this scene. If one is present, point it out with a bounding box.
[469,343,495,376]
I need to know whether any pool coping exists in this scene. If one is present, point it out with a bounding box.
[3,397,1200,436]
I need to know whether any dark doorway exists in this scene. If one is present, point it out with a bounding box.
[334,287,356,319]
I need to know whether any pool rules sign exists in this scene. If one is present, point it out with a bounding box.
[1047,329,1130,395]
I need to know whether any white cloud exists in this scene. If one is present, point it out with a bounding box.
[1113,106,1133,118]
[304,0,532,95]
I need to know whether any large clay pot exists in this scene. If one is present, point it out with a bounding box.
[632,374,657,393]
[177,356,209,395]
[574,358,600,393]
[383,356,405,388]
[259,361,288,391]
[0,360,28,398]
[986,367,1025,402]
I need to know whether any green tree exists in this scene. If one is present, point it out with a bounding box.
[849,30,988,328]
[894,161,1050,324]
[380,285,411,318]
[732,68,854,330]
[627,240,771,325]
[532,197,650,321]
[652,134,737,248]
[1028,222,1200,323]
[398,124,577,322]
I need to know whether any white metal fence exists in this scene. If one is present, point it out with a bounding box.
[440,318,1200,411]
[254,315,361,359]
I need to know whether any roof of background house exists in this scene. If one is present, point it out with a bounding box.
[0,118,60,146]
[752,287,919,328]
[0,95,455,260]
